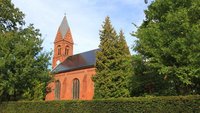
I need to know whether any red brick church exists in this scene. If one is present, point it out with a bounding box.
[45,16,97,100]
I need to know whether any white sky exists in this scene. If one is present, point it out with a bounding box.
[12,0,153,54]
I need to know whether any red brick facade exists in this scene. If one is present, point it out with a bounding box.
[45,16,95,100]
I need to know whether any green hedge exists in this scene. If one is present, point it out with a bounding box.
[0,95,199,113]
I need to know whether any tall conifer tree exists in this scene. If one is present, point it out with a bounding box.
[94,17,131,98]
[115,30,132,97]
[118,30,130,55]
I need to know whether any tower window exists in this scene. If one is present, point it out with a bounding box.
[57,45,61,55]
[65,46,69,55]
[72,78,80,99]
[55,80,61,100]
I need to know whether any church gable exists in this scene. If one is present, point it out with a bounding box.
[64,29,73,44]
[54,31,63,43]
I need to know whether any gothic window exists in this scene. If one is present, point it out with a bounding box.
[55,80,61,100]
[57,45,61,55]
[65,46,69,55]
[72,78,80,99]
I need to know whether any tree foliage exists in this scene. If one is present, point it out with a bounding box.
[132,0,200,95]
[130,55,175,96]
[93,17,132,98]
[0,0,51,101]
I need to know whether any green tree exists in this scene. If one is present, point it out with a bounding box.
[118,30,130,55]
[130,55,173,96]
[93,17,131,99]
[133,0,200,95]
[117,30,132,97]
[0,0,51,101]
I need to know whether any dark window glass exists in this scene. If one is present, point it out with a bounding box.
[73,78,80,99]
[58,45,61,55]
[65,46,69,55]
[55,80,61,100]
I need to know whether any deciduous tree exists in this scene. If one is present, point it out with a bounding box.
[0,0,51,101]
[132,0,200,95]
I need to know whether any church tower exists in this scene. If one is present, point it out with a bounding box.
[52,16,74,68]
[46,15,97,101]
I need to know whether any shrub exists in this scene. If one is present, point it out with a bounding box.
[0,95,199,113]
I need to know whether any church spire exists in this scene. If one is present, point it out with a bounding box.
[58,15,70,38]
[52,15,74,69]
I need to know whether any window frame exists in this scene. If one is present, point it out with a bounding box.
[65,46,69,55]
[57,45,61,55]
[55,80,61,100]
[72,78,80,99]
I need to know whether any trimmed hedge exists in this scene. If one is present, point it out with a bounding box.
[0,95,199,113]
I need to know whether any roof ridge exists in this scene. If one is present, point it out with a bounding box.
[72,48,99,56]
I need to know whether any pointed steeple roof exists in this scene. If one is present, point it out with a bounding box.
[58,16,70,38]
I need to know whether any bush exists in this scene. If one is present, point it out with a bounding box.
[0,95,199,113]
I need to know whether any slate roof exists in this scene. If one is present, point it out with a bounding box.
[52,49,99,74]
[58,16,70,38]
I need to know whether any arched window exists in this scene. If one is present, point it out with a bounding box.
[57,45,61,55]
[72,78,80,99]
[55,80,61,100]
[65,46,69,55]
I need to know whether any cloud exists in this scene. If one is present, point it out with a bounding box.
[12,0,150,54]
